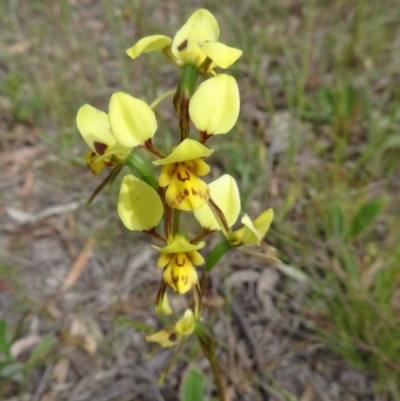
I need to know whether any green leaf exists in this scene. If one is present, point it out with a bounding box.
[0,362,25,383]
[124,153,158,191]
[0,320,11,361]
[348,197,390,240]
[205,239,231,273]
[26,334,56,367]
[381,135,400,151]
[328,202,346,238]
[181,365,206,401]
[114,317,154,334]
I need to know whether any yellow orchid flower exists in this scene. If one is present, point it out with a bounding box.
[77,92,158,174]
[152,233,205,294]
[117,175,163,232]
[231,209,274,246]
[146,309,195,347]
[153,139,213,211]
[194,175,273,245]
[77,104,131,175]
[126,9,242,73]
[193,174,241,232]
[189,74,240,142]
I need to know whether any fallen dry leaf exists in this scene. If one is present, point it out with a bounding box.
[300,382,315,401]
[70,314,103,356]
[61,237,94,291]
[225,270,260,291]
[7,39,37,55]
[39,389,57,401]
[10,335,41,358]
[1,145,46,165]
[19,170,35,197]
[256,268,280,318]
[6,202,79,225]
[52,358,70,384]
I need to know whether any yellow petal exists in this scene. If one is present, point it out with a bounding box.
[187,159,210,176]
[194,174,240,231]
[165,168,209,210]
[171,9,219,66]
[117,175,163,231]
[189,74,240,135]
[85,151,112,175]
[239,208,274,245]
[153,139,213,166]
[153,233,205,253]
[77,104,115,152]
[175,309,195,335]
[236,214,257,244]
[163,254,199,294]
[146,329,180,347]
[126,35,172,59]
[188,250,204,266]
[158,164,173,187]
[156,252,172,268]
[252,207,274,237]
[201,42,243,69]
[160,293,173,316]
[109,92,157,148]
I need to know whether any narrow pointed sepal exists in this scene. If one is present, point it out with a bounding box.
[126,35,172,59]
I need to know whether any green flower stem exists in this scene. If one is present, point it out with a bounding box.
[196,325,226,401]
[158,337,186,387]
[179,64,198,99]
[124,153,158,191]
[164,202,173,241]
[172,208,181,235]
[178,65,198,141]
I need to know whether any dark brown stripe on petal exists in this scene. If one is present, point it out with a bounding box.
[94,141,107,155]
[177,40,188,51]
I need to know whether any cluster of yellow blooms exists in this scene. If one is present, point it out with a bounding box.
[77,9,273,348]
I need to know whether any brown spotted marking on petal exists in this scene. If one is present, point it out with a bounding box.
[94,141,107,155]
[177,40,188,51]
[169,333,178,342]
[87,151,97,162]
[192,187,209,200]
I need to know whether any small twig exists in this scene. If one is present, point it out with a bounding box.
[231,299,264,372]
[31,363,53,401]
